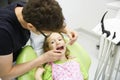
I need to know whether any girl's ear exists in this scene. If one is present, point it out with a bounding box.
[44,41,50,52]
[45,45,50,52]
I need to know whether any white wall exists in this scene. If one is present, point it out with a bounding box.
[57,0,116,30]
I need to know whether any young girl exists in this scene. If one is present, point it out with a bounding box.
[35,32,83,80]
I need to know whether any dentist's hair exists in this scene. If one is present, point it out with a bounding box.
[22,0,65,32]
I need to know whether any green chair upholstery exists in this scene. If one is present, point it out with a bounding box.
[67,42,91,80]
[16,42,91,80]
[16,46,37,80]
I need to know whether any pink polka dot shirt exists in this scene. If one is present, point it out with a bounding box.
[51,60,83,80]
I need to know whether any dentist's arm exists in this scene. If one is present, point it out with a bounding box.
[0,50,62,80]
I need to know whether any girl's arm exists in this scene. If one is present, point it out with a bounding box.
[35,67,45,80]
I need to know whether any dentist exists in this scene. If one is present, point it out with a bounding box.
[0,0,77,80]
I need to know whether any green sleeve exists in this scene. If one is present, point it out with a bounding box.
[42,64,52,80]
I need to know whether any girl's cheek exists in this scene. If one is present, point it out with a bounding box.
[49,45,55,50]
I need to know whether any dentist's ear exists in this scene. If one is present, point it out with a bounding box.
[27,23,40,34]
[26,23,35,31]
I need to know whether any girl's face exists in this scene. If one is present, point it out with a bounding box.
[47,33,66,54]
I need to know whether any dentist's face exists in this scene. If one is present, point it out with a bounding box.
[47,33,66,54]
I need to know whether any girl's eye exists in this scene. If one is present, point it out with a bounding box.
[51,41,54,44]
[59,39,62,41]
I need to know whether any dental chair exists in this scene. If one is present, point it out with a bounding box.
[16,41,91,80]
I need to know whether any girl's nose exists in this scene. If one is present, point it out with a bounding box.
[56,41,60,45]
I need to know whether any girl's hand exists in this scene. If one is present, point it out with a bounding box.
[35,67,45,80]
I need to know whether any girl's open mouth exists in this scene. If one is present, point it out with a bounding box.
[56,46,64,50]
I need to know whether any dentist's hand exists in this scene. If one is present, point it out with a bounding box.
[66,29,78,45]
[41,50,62,63]
[61,27,78,45]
